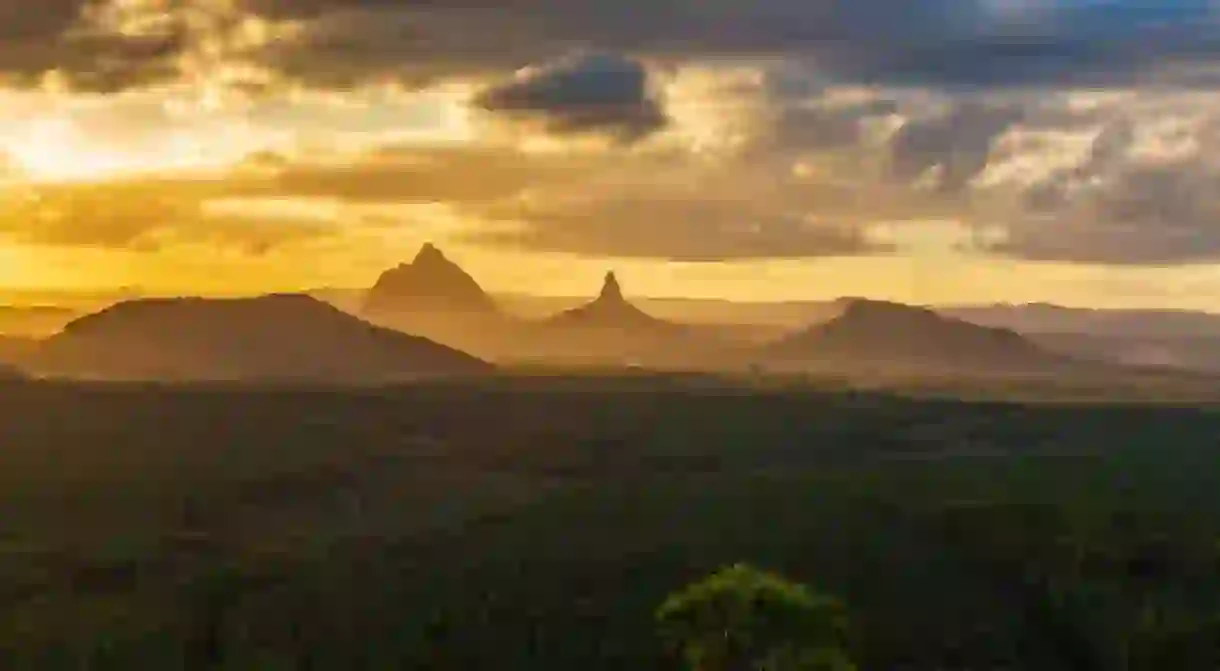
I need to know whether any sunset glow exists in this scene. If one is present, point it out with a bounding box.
[7,6,1220,668]
[4,117,240,182]
[0,0,1215,310]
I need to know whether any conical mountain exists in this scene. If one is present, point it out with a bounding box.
[765,298,1072,373]
[600,271,624,303]
[364,244,497,316]
[546,272,667,330]
[31,293,491,382]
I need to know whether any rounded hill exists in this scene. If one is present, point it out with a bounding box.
[32,294,492,383]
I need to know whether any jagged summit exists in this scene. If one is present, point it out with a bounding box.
[547,271,665,330]
[415,242,446,264]
[364,243,497,315]
[598,271,625,304]
[410,243,463,278]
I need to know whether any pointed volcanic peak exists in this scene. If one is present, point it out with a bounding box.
[31,293,492,382]
[546,271,669,330]
[364,243,497,316]
[765,297,1073,374]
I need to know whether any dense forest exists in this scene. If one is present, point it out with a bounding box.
[1,375,1219,669]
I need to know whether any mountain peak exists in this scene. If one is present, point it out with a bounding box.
[837,298,937,322]
[365,244,496,315]
[767,297,1066,373]
[598,271,625,304]
[413,242,447,266]
[546,270,670,331]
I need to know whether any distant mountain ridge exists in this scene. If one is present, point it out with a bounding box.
[764,298,1076,374]
[945,302,1220,338]
[359,248,712,365]
[31,293,491,382]
[334,247,1220,374]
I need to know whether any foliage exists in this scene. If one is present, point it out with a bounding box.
[657,563,853,671]
[2,376,1220,668]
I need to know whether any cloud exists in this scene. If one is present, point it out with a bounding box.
[472,196,889,262]
[0,0,184,91]
[770,99,899,152]
[237,1,1220,90]
[235,145,610,204]
[2,1,1219,94]
[0,0,296,93]
[889,102,1025,193]
[475,53,667,142]
[988,156,1220,265]
[0,141,628,257]
[0,179,334,255]
[0,122,909,263]
[9,51,1220,271]
[462,153,904,261]
[720,83,1220,267]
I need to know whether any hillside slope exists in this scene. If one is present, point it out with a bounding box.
[765,298,1078,375]
[31,294,492,382]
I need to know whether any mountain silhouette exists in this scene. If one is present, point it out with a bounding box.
[764,298,1072,374]
[945,302,1220,339]
[528,271,721,366]
[545,272,670,331]
[364,243,497,316]
[30,294,491,382]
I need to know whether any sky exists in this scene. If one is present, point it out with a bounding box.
[4,0,1220,308]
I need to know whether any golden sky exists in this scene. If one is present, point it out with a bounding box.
[4,0,1220,308]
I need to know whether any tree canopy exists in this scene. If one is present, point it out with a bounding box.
[656,563,855,671]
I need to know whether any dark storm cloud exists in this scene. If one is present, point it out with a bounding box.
[0,0,185,91]
[3,0,1219,92]
[246,0,1220,89]
[0,0,85,84]
[0,0,81,41]
[475,54,667,141]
